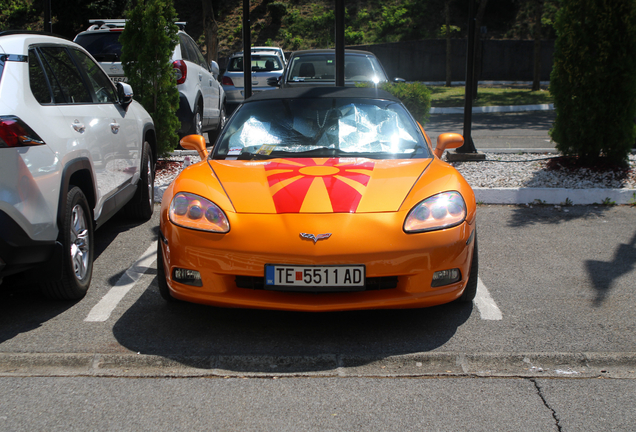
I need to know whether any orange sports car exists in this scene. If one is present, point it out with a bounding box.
[157,87,477,311]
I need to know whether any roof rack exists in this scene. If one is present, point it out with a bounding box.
[85,19,187,31]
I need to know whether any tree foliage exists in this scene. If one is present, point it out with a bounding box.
[549,0,636,166]
[120,0,181,156]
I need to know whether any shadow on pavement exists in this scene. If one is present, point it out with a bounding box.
[505,205,613,228]
[586,229,636,307]
[112,283,473,372]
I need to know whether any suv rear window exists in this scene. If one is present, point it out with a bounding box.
[74,32,122,62]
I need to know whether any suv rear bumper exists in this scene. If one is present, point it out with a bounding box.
[0,210,58,280]
[177,94,194,136]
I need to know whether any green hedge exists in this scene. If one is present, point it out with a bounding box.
[549,0,636,167]
[358,81,432,125]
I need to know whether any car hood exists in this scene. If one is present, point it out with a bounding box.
[201,157,434,214]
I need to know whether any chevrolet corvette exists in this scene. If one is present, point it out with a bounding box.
[157,87,477,311]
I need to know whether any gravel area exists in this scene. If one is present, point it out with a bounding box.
[155,152,636,192]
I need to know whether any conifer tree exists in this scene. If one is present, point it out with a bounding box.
[120,0,180,156]
[549,0,636,167]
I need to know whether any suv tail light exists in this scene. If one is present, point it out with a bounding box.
[0,116,45,148]
[222,76,234,86]
[173,60,187,85]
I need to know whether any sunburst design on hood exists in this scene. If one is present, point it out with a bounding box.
[264,158,375,213]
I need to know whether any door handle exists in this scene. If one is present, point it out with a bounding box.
[110,122,120,134]
[72,119,85,134]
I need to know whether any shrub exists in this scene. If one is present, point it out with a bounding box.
[120,0,181,157]
[380,82,432,125]
[549,0,636,167]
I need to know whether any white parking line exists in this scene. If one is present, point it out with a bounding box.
[85,243,156,322]
[474,278,503,320]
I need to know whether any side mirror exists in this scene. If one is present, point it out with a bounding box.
[210,60,220,79]
[117,82,134,110]
[179,134,208,161]
[267,76,281,87]
[434,133,464,158]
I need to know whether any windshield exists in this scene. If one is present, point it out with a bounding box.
[213,97,430,160]
[286,54,387,83]
[74,32,122,62]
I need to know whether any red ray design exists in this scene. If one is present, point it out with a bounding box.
[264,158,375,213]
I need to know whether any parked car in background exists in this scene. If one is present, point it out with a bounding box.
[221,47,286,113]
[74,20,227,139]
[157,87,477,310]
[269,49,404,89]
[0,31,156,299]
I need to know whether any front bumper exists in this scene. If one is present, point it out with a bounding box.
[158,207,476,312]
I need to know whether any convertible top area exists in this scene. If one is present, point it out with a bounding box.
[244,86,401,103]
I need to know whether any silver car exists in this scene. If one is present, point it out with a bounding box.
[221,49,285,112]
[272,49,404,88]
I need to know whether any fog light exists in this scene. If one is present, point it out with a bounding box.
[173,268,202,286]
[431,268,461,287]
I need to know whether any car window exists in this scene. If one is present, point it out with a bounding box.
[178,33,195,63]
[186,37,208,69]
[37,46,92,104]
[70,48,118,103]
[252,55,283,71]
[287,54,387,83]
[28,50,52,104]
[73,32,122,62]
[214,97,429,160]
[227,57,243,72]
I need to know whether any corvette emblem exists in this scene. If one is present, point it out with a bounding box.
[300,233,332,244]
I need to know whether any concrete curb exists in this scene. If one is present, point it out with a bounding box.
[1,352,635,378]
[431,103,554,115]
[474,187,636,206]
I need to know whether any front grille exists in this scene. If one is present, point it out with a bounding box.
[235,275,398,292]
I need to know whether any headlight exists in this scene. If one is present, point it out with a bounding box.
[404,191,466,233]
[169,192,230,233]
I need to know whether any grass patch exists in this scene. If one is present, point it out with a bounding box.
[429,86,553,108]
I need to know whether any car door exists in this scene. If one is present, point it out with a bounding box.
[184,35,219,125]
[34,45,136,218]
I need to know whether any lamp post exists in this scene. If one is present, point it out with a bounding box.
[242,0,252,100]
[447,0,485,161]
[335,0,345,86]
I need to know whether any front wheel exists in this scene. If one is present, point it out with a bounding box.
[190,103,203,136]
[42,187,94,300]
[457,231,478,302]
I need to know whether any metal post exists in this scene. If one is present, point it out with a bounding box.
[243,0,252,100]
[335,0,345,87]
[459,0,478,153]
[44,0,52,33]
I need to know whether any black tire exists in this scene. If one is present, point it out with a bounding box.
[190,103,203,136]
[157,236,177,302]
[125,142,154,221]
[207,103,227,144]
[42,187,93,300]
[457,231,478,302]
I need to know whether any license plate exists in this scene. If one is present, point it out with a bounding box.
[110,76,127,83]
[265,264,365,291]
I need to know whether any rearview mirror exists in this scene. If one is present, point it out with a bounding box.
[434,133,464,158]
[117,82,133,110]
[180,134,208,160]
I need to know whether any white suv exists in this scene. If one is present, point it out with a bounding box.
[74,20,227,139]
[0,32,156,299]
